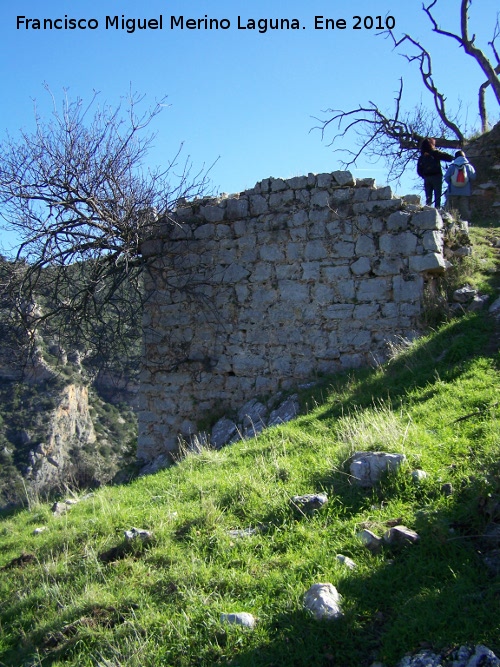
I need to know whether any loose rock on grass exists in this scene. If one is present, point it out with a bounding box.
[303,583,343,620]
[220,612,256,629]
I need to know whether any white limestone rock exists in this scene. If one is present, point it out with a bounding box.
[411,469,429,483]
[291,493,328,512]
[453,286,477,303]
[357,528,383,553]
[124,527,153,542]
[383,525,420,546]
[268,394,300,426]
[336,554,357,569]
[350,451,407,487]
[220,612,256,629]
[304,583,343,620]
[211,418,239,449]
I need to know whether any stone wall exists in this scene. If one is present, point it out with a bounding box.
[138,171,447,461]
[466,121,500,221]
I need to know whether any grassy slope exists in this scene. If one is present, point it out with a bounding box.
[1,235,499,667]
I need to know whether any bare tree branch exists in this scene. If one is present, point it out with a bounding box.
[316,2,499,183]
[313,79,460,183]
[423,0,500,129]
[383,30,464,143]
[0,88,215,372]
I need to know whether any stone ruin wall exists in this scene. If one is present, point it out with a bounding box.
[138,171,448,462]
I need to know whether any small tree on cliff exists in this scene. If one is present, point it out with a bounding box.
[315,0,500,182]
[0,88,213,371]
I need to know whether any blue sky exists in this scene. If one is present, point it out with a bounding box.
[0,1,498,249]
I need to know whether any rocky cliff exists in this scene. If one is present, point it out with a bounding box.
[0,348,138,508]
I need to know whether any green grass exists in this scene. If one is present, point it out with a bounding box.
[0,225,499,667]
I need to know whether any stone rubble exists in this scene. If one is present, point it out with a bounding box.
[206,393,300,450]
[390,645,500,667]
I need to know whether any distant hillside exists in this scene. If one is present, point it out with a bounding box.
[0,257,140,508]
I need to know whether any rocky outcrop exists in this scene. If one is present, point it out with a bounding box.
[25,384,96,494]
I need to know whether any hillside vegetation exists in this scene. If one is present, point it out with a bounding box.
[0,222,499,667]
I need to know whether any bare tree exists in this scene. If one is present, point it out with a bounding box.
[315,0,500,182]
[0,88,214,373]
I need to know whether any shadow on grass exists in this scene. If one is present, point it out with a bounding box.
[222,528,499,667]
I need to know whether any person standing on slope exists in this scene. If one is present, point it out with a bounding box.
[417,138,454,209]
[444,150,476,221]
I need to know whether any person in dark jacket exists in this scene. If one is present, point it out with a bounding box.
[444,151,476,220]
[417,138,453,208]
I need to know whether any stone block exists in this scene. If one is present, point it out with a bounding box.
[350,330,372,349]
[354,303,379,319]
[380,232,417,255]
[311,190,330,207]
[305,240,328,260]
[353,199,402,214]
[277,265,300,281]
[302,262,321,281]
[333,241,355,257]
[270,177,287,191]
[316,173,334,188]
[249,262,273,282]
[232,354,267,375]
[259,245,285,262]
[371,185,392,200]
[356,278,389,302]
[278,281,310,303]
[387,210,411,231]
[200,205,225,223]
[290,209,308,227]
[295,189,310,205]
[226,198,249,219]
[409,253,447,274]
[372,258,403,276]
[355,235,376,256]
[221,263,251,283]
[330,188,352,203]
[286,175,308,189]
[249,194,269,215]
[309,222,327,240]
[340,353,363,369]
[320,266,348,283]
[356,178,376,187]
[194,223,216,240]
[289,226,307,241]
[332,170,355,186]
[335,279,356,300]
[422,230,443,252]
[411,208,443,230]
[354,187,371,202]
[393,275,423,302]
[351,257,371,276]
[309,209,330,224]
[269,190,294,208]
[324,304,355,319]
